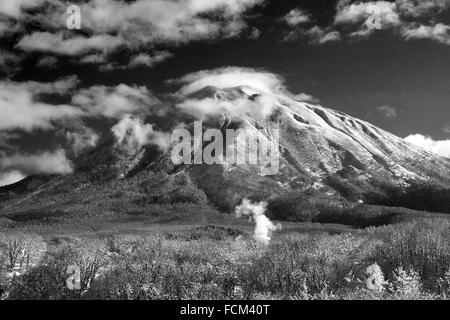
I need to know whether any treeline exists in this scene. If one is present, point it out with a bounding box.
[2,219,450,300]
[366,182,450,214]
[322,174,450,214]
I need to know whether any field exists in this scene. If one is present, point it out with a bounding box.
[1,202,450,300]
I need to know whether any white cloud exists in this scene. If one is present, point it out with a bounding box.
[78,53,108,65]
[10,0,263,67]
[0,0,44,18]
[64,127,99,155]
[127,51,173,68]
[444,124,450,134]
[396,0,450,17]
[0,77,83,131]
[282,1,431,44]
[335,1,401,27]
[55,118,100,155]
[15,32,125,56]
[36,56,59,68]
[112,114,170,152]
[0,149,73,175]
[23,75,79,94]
[174,66,286,96]
[377,105,398,119]
[70,0,263,43]
[72,84,161,119]
[331,0,450,45]
[306,27,342,44]
[283,9,310,26]
[249,27,261,39]
[401,23,450,45]
[279,0,450,45]
[177,94,278,122]
[0,170,26,187]
[173,67,301,122]
[292,93,319,103]
[0,75,166,137]
[404,134,450,158]
[283,26,341,44]
[98,51,173,71]
[0,132,20,152]
[0,20,8,37]
[0,50,22,74]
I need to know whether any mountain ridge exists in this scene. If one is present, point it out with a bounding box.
[1,85,450,219]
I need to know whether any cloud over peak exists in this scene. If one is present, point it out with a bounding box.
[173,67,286,97]
[171,66,317,122]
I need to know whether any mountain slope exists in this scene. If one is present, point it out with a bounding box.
[1,85,450,220]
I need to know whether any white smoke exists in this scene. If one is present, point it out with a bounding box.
[111,114,170,152]
[235,198,281,245]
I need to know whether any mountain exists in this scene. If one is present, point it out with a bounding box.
[1,85,450,224]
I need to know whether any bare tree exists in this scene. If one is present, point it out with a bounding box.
[0,232,46,272]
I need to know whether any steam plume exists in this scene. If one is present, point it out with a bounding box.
[235,198,281,245]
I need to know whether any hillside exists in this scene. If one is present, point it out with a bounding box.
[1,85,450,226]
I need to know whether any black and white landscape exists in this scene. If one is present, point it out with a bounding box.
[1,0,450,301]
